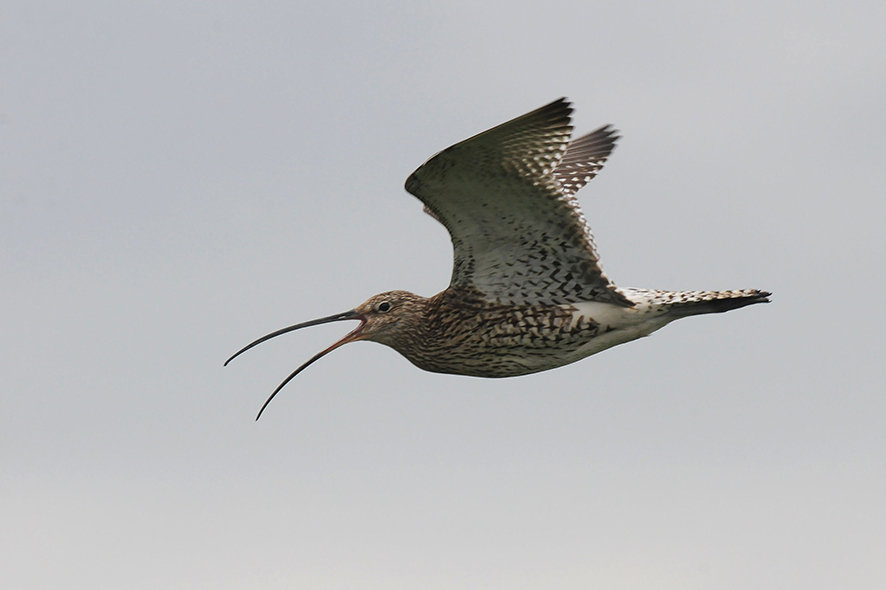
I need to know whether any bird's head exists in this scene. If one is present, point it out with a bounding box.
[352,290,426,347]
[225,290,426,420]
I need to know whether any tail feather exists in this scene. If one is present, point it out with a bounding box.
[622,288,771,317]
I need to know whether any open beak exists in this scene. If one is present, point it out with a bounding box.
[224,310,366,420]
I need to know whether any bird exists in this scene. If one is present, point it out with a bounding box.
[226,98,770,420]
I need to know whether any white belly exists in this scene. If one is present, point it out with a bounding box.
[559,300,675,364]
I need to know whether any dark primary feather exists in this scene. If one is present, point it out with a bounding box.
[554,125,620,196]
[406,98,631,308]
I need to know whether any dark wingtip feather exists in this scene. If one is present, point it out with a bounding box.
[669,290,772,317]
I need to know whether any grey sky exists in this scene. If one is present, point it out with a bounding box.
[2,1,885,588]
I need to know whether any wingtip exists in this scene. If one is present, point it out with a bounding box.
[544,97,573,120]
[599,124,621,143]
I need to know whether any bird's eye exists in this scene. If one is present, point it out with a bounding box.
[377,301,391,312]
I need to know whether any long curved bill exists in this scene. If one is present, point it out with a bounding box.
[224,310,365,420]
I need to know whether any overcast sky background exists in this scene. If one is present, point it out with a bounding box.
[2,2,885,589]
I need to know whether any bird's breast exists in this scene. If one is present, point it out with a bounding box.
[396,302,618,377]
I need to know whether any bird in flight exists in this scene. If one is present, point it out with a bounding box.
[226,98,770,419]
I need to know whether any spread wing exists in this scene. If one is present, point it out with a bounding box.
[405,98,630,307]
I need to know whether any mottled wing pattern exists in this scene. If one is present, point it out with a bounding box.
[555,125,619,196]
[550,125,620,280]
[405,98,631,307]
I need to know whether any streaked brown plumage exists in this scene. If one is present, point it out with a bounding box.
[226,98,770,419]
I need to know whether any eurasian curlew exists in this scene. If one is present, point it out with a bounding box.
[226,98,770,419]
